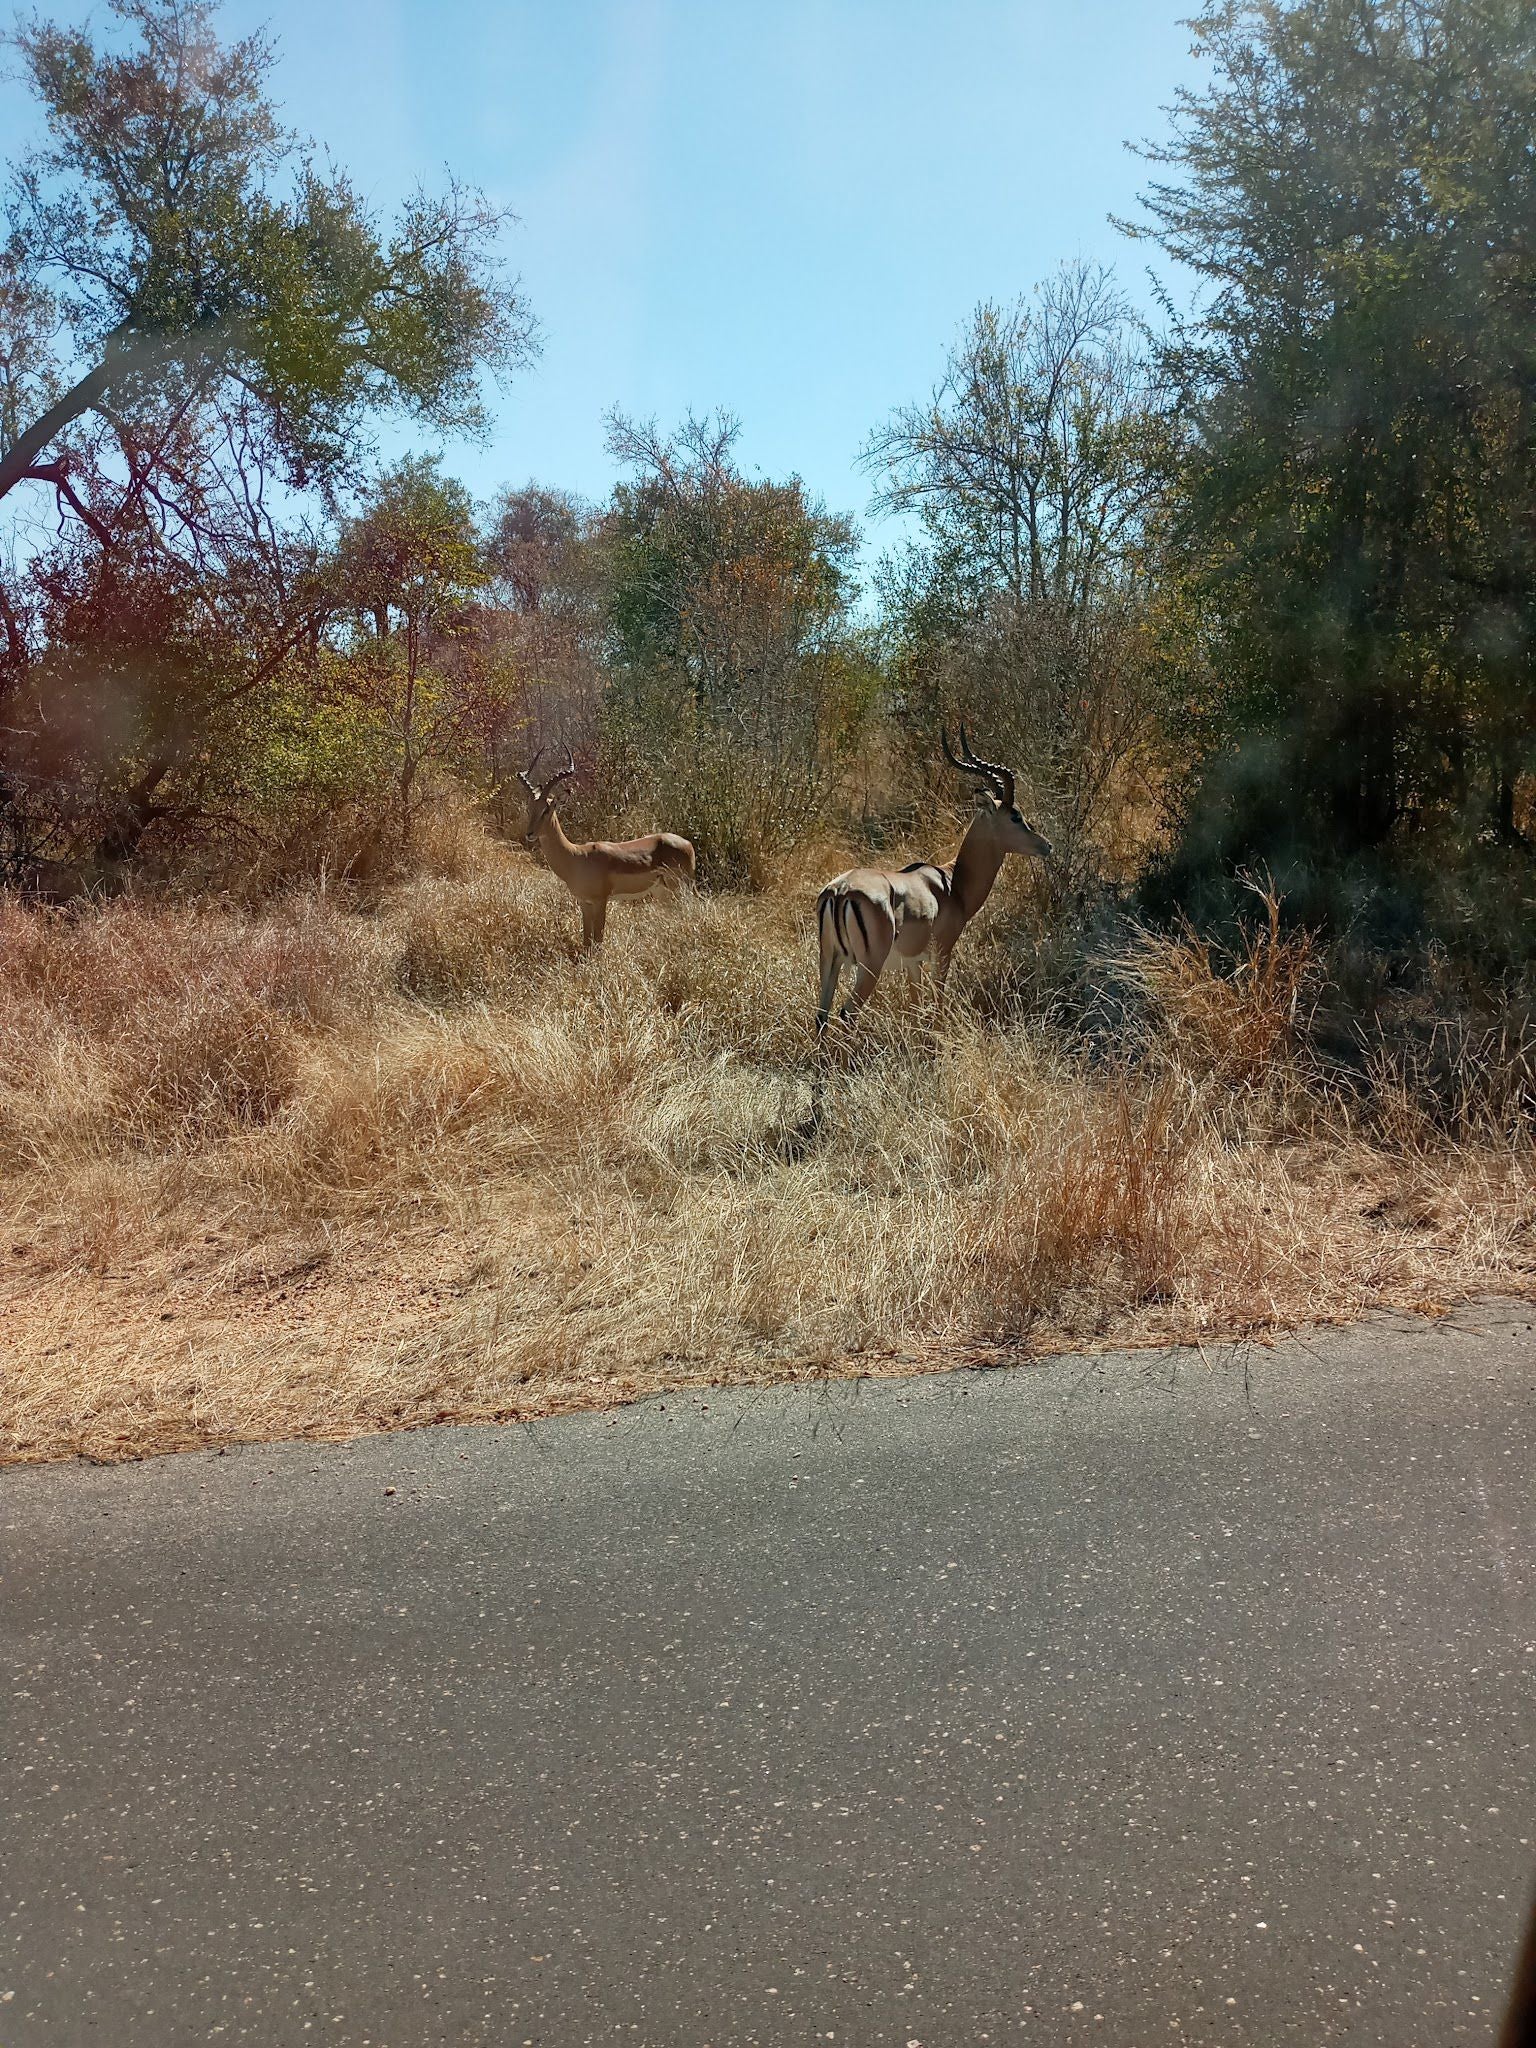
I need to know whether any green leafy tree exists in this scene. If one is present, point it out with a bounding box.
[332,458,486,840]
[0,0,534,511]
[599,412,870,884]
[1131,0,1536,879]
[0,0,535,871]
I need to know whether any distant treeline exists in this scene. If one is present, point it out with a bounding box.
[1,0,1532,966]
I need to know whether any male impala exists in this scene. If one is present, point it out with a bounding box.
[519,747,696,949]
[815,728,1051,1037]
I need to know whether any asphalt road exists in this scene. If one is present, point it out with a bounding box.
[3,1307,1534,2047]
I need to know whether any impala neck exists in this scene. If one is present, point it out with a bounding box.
[948,809,1008,925]
[535,804,584,883]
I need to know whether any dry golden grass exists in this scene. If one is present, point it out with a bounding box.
[3,835,1533,1464]
[1116,880,1324,1094]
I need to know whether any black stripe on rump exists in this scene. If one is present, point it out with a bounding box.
[849,897,872,965]
[839,894,865,964]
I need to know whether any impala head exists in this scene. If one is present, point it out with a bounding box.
[517,744,576,845]
[942,725,1052,859]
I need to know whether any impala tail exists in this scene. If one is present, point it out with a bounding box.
[815,882,850,1037]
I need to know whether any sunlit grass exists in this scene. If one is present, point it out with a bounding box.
[2,833,1532,1464]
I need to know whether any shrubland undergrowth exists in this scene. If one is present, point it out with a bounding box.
[2,829,1532,1464]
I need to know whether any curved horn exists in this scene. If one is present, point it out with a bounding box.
[965,735,1015,811]
[541,743,577,797]
[942,724,1015,810]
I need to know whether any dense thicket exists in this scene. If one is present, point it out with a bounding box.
[1,0,1531,977]
[864,265,1177,892]
[597,411,873,885]
[0,0,533,878]
[1132,0,1536,908]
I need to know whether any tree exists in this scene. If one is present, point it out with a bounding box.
[0,0,534,514]
[0,0,535,872]
[1131,0,1536,878]
[476,485,606,823]
[1,495,335,877]
[598,412,871,884]
[331,458,485,840]
[484,486,585,617]
[865,268,1173,887]
[864,266,1162,612]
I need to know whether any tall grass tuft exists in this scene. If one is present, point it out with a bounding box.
[1119,880,1323,1093]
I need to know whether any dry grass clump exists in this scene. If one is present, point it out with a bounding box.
[0,889,381,1027]
[2,847,1533,1465]
[1358,1017,1536,1150]
[212,786,497,902]
[0,893,384,1165]
[1119,881,1323,1094]
[392,860,572,1004]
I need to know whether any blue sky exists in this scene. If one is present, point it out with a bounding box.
[3,0,1203,540]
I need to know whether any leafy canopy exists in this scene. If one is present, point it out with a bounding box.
[1131,0,1536,867]
[1,0,538,500]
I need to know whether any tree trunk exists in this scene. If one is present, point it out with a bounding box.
[399,638,417,846]
[0,326,211,507]
[1355,681,1398,849]
[0,361,116,506]
[0,579,25,673]
[94,757,175,865]
[1446,704,1468,809]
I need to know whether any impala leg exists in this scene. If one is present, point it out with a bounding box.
[839,962,883,1027]
[815,890,846,1042]
[586,897,608,948]
[894,949,924,1013]
[815,956,843,1041]
[578,899,599,951]
[810,957,839,1127]
[839,903,894,1031]
[933,945,955,1009]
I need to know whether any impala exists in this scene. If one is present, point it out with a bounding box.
[815,728,1051,1038]
[518,747,696,949]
